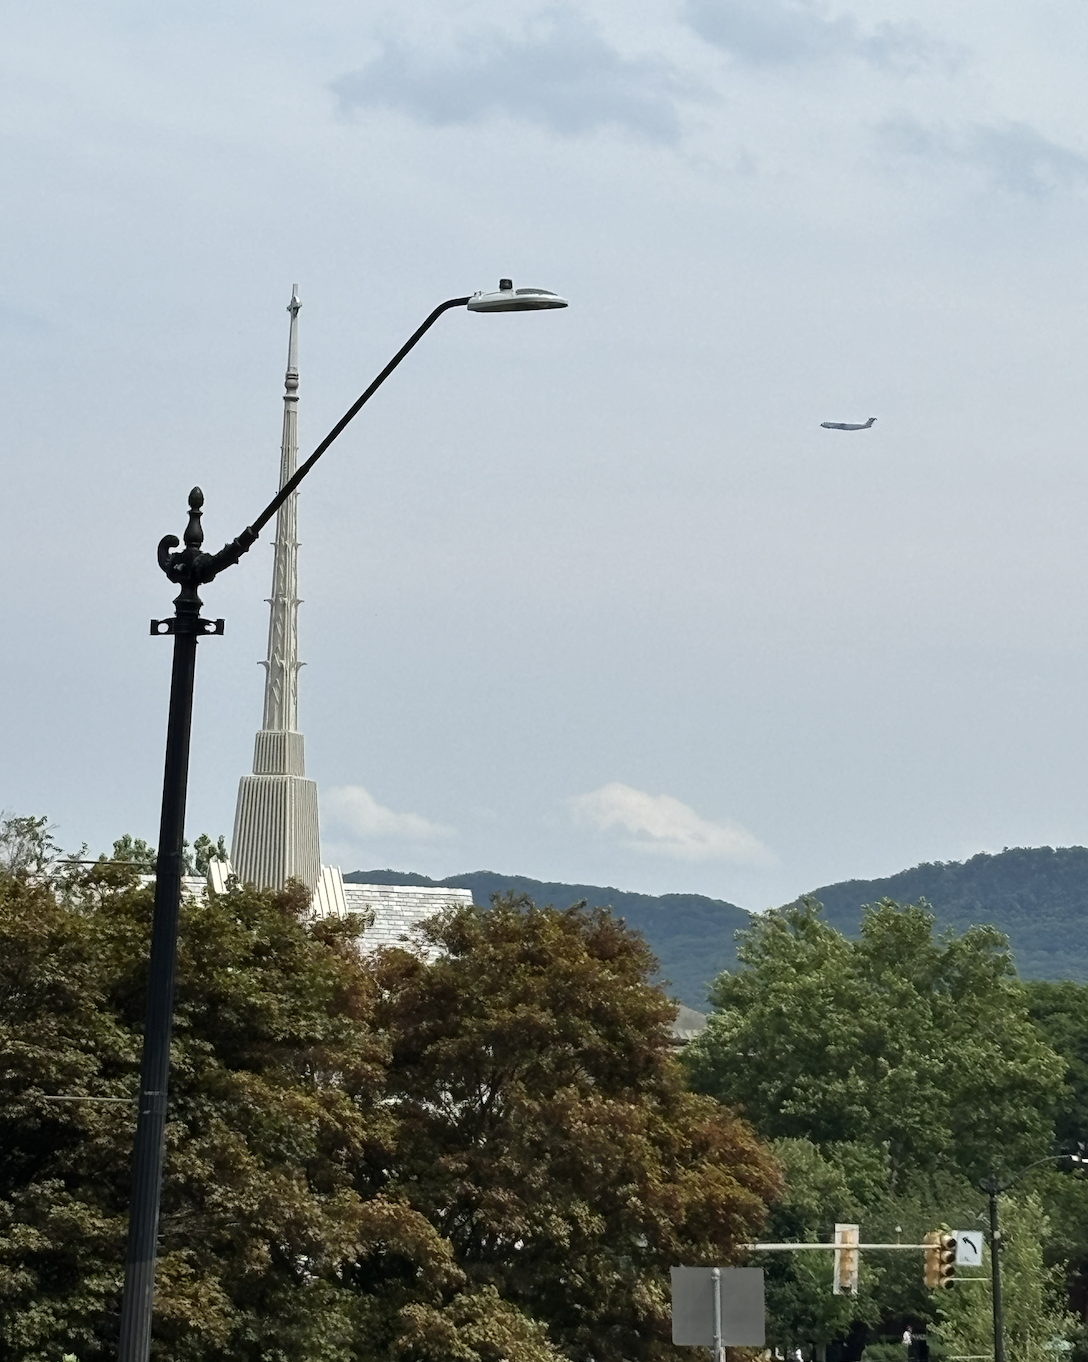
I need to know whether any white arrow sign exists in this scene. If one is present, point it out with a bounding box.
[954,1231,984,1267]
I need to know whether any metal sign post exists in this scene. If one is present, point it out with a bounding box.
[712,1267,722,1362]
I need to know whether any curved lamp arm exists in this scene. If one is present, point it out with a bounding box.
[184,280,567,586]
[167,296,472,590]
[981,1151,1087,1196]
[249,294,471,537]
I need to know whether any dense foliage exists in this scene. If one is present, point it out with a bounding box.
[685,897,1061,1183]
[684,897,1078,1358]
[0,843,777,1362]
[369,897,778,1362]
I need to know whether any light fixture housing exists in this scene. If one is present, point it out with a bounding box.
[467,279,568,313]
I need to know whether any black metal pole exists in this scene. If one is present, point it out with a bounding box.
[117,610,198,1357]
[118,492,227,1362]
[985,1176,1004,1362]
[248,295,470,536]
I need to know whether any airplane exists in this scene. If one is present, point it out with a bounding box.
[821,417,876,430]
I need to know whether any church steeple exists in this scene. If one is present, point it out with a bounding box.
[231,287,321,893]
[262,285,302,734]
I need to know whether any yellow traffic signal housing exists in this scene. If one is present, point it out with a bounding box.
[833,1223,860,1296]
[938,1233,956,1288]
[923,1230,941,1288]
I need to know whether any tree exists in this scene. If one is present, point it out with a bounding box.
[0,856,390,1361]
[1024,980,1088,1152]
[1,824,779,1362]
[755,1139,889,1355]
[109,834,156,871]
[931,1192,1076,1362]
[1020,983,1088,1326]
[683,897,1069,1356]
[0,814,57,875]
[683,898,1063,1186]
[107,833,228,876]
[365,894,781,1362]
[189,834,228,876]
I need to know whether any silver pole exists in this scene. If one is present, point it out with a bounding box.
[712,1265,722,1362]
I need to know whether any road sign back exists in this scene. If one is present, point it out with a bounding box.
[670,1267,766,1347]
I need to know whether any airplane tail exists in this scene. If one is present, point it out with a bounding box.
[866,417,876,427]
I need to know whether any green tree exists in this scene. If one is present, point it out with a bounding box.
[1025,980,1088,1152]
[366,894,781,1362]
[0,857,390,1361]
[189,834,228,876]
[0,814,57,875]
[1,826,779,1362]
[1021,984,1088,1327]
[754,1139,889,1354]
[109,834,156,871]
[683,897,1069,1355]
[684,898,1062,1185]
[932,1193,1076,1362]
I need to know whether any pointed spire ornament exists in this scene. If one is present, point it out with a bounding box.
[231,287,321,892]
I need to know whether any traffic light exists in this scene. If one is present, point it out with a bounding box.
[923,1231,940,1288]
[833,1222,860,1296]
[937,1232,956,1288]
[924,1230,957,1288]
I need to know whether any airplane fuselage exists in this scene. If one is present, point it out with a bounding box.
[820,417,876,430]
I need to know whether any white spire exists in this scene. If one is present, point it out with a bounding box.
[231,286,321,894]
[261,285,302,733]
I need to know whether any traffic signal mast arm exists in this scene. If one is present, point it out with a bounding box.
[750,1231,961,1294]
[744,1243,936,1250]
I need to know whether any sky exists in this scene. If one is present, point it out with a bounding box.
[3,0,1088,910]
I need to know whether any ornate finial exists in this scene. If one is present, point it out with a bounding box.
[185,488,205,550]
[285,287,301,386]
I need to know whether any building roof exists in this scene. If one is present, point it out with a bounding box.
[341,882,474,955]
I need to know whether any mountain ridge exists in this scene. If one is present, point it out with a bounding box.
[343,868,748,1007]
[346,845,1088,1007]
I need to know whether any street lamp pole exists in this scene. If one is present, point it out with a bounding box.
[978,1152,1085,1362]
[980,1172,1005,1362]
[116,281,567,1362]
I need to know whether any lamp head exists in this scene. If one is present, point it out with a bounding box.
[467,278,568,313]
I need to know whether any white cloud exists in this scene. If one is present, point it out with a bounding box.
[324,785,455,844]
[331,7,699,143]
[568,782,773,865]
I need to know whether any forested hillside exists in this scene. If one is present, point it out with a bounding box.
[344,869,748,1007]
[804,845,1088,983]
[350,845,1088,1007]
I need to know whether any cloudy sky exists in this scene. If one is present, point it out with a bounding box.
[3,0,1088,909]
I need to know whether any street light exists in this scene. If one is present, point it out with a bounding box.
[117,280,568,1362]
[979,1151,1087,1362]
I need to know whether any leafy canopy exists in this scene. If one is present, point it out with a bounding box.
[0,833,778,1362]
[369,894,780,1362]
[684,897,1062,1185]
